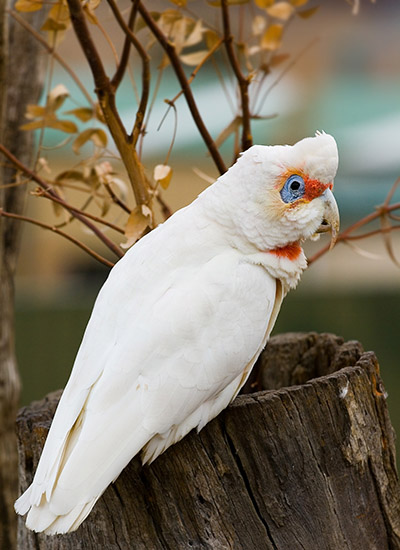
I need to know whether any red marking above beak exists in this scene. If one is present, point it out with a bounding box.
[303,177,331,201]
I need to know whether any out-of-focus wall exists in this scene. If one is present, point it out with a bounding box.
[12,0,400,458]
[15,0,400,296]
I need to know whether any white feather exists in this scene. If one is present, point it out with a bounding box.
[15,133,339,534]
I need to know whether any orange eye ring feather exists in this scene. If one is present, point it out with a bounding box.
[277,169,332,203]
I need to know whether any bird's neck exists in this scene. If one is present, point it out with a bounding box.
[196,182,308,292]
[243,245,308,294]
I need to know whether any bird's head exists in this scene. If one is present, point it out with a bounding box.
[213,132,339,256]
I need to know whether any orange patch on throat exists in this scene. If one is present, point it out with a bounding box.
[269,242,302,261]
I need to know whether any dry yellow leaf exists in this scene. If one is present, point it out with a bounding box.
[42,1,71,44]
[184,19,204,48]
[154,164,173,190]
[83,0,101,25]
[25,104,46,119]
[48,84,70,112]
[65,107,94,122]
[56,170,86,183]
[261,24,283,51]
[169,0,187,7]
[266,2,294,20]
[169,16,187,54]
[14,0,42,12]
[121,205,152,249]
[20,117,77,133]
[47,1,70,26]
[252,15,267,36]
[205,30,220,49]
[72,129,108,154]
[254,0,275,7]
[41,19,67,32]
[180,50,209,66]
[48,119,78,133]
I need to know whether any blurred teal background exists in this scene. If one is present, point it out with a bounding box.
[13,0,400,460]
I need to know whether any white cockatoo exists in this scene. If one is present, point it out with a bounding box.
[15,132,339,534]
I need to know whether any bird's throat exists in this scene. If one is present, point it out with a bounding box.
[269,242,302,261]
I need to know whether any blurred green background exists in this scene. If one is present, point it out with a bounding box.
[13,0,400,459]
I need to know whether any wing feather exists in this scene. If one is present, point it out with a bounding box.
[16,205,280,533]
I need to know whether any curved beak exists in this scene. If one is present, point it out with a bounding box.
[317,188,340,249]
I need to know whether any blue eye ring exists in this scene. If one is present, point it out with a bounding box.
[280,174,306,203]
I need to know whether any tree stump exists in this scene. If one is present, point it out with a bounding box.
[16,333,400,550]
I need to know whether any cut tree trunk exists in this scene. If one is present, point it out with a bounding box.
[0,4,44,549]
[16,333,400,550]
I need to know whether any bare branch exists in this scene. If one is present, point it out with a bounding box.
[255,38,318,116]
[156,192,173,220]
[103,182,131,214]
[220,1,251,149]
[220,0,252,151]
[111,0,139,89]
[167,38,224,106]
[138,2,227,175]
[38,188,125,234]
[0,208,114,268]
[66,0,152,212]
[107,0,150,144]
[66,0,109,91]
[308,197,400,266]
[0,143,124,258]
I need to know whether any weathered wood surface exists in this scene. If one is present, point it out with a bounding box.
[16,333,400,550]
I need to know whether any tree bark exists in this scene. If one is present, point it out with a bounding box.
[16,333,400,550]
[0,4,44,548]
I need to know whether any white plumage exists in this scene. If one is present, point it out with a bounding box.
[15,132,339,534]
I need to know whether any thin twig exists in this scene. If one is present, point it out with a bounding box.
[167,38,224,106]
[111,0,139,89]
[94,12,120,67]
[67,0,112,95]
[0,208,114,268]
[308,200,400,265]
[220,0,252,151]
[139,64,165,159]
[210,56,236,116]
[383,176,400,207]
[107,0,150,144]
[104,182,131,214]
[255,38,318,116]
[38,188,125,234]
[156,192,173,220]
[0,143,124,258]
[9,9,95,108]
[67,0,151,210]
[343,225,400,241]
[138,2,227,175]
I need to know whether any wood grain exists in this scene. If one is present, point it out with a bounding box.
[16,333,400,549]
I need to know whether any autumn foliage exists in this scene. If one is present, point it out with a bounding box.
[1,0,399,268]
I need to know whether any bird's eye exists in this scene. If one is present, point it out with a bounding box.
[280,174,305,203]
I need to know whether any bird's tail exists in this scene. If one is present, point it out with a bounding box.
[15,488,98,534]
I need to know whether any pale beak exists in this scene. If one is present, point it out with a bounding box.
[316,188,340,249]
